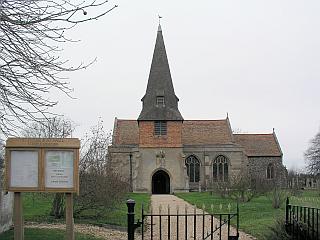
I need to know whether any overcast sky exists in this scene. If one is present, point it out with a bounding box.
[51,0,320,170]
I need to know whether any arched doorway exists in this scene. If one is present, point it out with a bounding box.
[152,170,170,194]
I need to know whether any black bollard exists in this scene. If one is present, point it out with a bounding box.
[127,199,136,240]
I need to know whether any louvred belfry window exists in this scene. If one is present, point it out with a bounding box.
[156,96,165,106]
[154,121,167,136]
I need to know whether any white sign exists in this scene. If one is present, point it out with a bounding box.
[45,151,74,188]
[10,151,38,188]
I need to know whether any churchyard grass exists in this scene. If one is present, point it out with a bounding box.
[22,192,150,227]
[75,193,150,226]
[0,228,104,240]
[24,193,54,222]
[176,190,320,240]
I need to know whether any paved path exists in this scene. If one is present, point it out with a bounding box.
[139,195,256,240]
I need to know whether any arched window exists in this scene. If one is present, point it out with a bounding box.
[266,163,274,179]
[212,155,229,182]
[185,155,200,183]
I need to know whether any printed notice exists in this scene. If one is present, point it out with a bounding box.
[45,151,74,188]
[10,151,38,188]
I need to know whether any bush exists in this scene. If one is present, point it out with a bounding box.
[74,169,129,217]
[263,219,291,240]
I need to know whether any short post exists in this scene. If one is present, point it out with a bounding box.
[127,199,136,240]
[236,201,239,238]
[66,193,74,240]
[14,192,24,240]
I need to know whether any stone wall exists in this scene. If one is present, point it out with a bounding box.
[133,147,187,192]
[109,145,287,193]
[0,172,13,234]
[183,145,248,190]
[108,146,136,182]
[248,156,287,187]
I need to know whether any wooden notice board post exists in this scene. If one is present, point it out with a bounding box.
[5,138,80,240]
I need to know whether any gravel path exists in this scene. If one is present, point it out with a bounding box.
[138,195,256,240]
[26,222,127,240]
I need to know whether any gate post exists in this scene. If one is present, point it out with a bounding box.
[285,197,291,234]
[285,197,289,225]
[127,199,136,240]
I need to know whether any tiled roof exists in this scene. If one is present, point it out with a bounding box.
[112,119,233,146]
[112,119,282,157]
[233,134,282,157]
[182,120,233,145]
[112,119,139,145]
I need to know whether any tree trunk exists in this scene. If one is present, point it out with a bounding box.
[50,193,65,219]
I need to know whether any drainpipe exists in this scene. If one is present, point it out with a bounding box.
[129,153,133,192]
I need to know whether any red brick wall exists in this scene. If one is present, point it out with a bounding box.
[139,121,182,147]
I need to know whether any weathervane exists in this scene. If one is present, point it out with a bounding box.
[158,14,162,25]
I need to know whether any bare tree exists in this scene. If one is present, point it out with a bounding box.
[21,116,75,138]
[0,0,117,136]
[0,139,4,183]
[74,119,129,217]
[232,128,248,134]
[305,130,320,175]
[79,119,110,174]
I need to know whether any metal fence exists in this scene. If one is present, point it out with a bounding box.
[127,199,239,240]
[285,197,320,240]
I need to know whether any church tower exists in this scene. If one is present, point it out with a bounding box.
[138,25,184,148]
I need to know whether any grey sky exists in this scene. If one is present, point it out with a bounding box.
[51,0,320,170]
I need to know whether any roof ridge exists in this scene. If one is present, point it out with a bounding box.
[184,119,227,122]
[234,133,273,136]
[117,119,137,121]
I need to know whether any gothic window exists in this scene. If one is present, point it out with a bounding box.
[266,163,274,179]
[212,155,229,182]
[154,121,167,136]
[156,96,165,106]
[185,155,200,183]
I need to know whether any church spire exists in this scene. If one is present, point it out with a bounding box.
[138,25,183,121]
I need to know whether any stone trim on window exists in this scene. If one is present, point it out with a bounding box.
[266,163,275,179]
[212,155,229,182]
[185,155,200,183]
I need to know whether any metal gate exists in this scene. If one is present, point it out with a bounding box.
[127,199,239,240]
[285,197,320,240]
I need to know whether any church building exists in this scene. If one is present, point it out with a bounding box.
[109,25,287,194]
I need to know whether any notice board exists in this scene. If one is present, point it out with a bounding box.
[5,138,80,193]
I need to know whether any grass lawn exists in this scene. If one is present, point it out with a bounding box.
[176,190,320,240]
[0,228,104,240]
[22,192,151,227]
[23,193,54,222]
[76,193,150,226]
